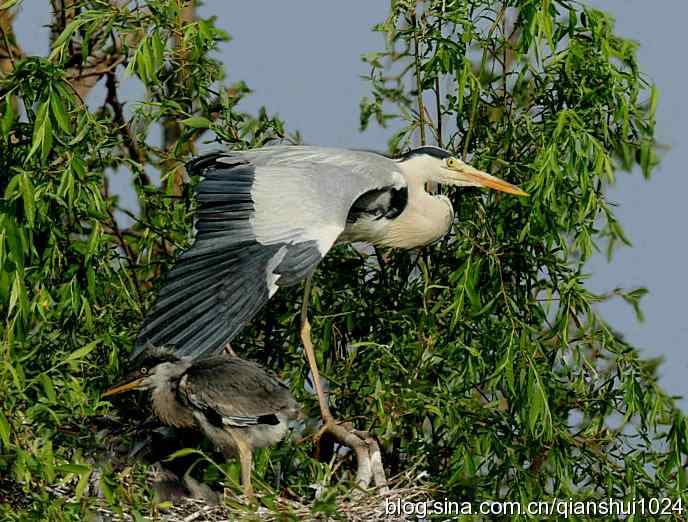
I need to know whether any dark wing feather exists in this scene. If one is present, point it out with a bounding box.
[178,357,296,427]
[133,158,327,359]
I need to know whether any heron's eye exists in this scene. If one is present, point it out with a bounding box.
[140,367,148,375]
[447,158,457,168]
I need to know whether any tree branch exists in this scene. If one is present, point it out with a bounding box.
[434,1,445,149]
[49,0,76,46]
[0,8,23,76]
[67,54,124,99]
[161,2,195,196]
[50,1,130,100]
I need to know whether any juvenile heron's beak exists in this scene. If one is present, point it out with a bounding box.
[450,163,528,196]
[102,377,146,397]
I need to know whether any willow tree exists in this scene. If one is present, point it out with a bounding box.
[350,0,685,514]
[0,0,685,520]
[0,1,287,519]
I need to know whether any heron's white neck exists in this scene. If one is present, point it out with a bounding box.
[380,182,454,249]
[397,154,442,188]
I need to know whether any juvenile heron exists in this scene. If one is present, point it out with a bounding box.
[103,345,301,496]
[134,145,527,486]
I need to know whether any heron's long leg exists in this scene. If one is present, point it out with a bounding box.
[300,274,389,491]
[300,274,334,424]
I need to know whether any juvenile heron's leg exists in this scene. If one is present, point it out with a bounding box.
[234,437,253,498]
[196,417,255,499]
[300,274,388,491]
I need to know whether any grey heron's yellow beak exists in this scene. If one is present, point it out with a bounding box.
[449,163,528,196]
[102,377,146,397]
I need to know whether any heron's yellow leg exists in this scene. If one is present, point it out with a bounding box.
[300,274,391,491]
[300,275,335,424]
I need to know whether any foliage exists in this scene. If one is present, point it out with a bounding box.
[352,0,684,514]
[0,0,286,518]
[0,0,685,520]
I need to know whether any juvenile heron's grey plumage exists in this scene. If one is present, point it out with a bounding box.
[103,345,301,496]
[134,145,526,360]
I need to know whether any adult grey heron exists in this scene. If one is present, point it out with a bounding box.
[103,345,301,497]
[133,145,526,486]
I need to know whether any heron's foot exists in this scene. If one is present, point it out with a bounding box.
[315,419,388,493]
[221,483,255,503]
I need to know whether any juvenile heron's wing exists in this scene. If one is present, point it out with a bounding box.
[134,147,405,359]
[178,357,298,427]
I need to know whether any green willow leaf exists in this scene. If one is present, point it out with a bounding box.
[181,116,212,129]
[50,91,70,133]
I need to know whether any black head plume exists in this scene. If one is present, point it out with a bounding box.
[130,343,180,371]
[399,146,451,161]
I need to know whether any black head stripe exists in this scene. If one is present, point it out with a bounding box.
[399,146,451,161]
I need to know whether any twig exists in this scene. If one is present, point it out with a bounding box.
[105,71,150,185]
[434,1,445,149]
[462,4,507,161]
[103,178,144,306]
[0,9,22,74]
[182,509,209,522]
[106,207,137,266]
[434,76,442,147]
[61,75,87,107]
[116,206,186,249]
[0,26,14,70]
[410,6,426,146]
[66,55,123,82]
[161,3,195,194]
[373,246,387,284]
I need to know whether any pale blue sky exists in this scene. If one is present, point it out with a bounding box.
[13,1,687,407]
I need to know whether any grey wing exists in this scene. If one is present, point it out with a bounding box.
[133,147,405,360]
[179,357,296,427]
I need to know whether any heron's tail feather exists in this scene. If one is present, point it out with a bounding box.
[221,414,279,427]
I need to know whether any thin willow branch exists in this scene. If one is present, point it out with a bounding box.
[105,71,149,181]
[410,7,426,146]
[0,9,22,75]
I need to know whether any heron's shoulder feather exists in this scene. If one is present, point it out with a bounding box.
[215,145,405,187]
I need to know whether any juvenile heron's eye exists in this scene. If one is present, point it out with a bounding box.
[140,367,148,375]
